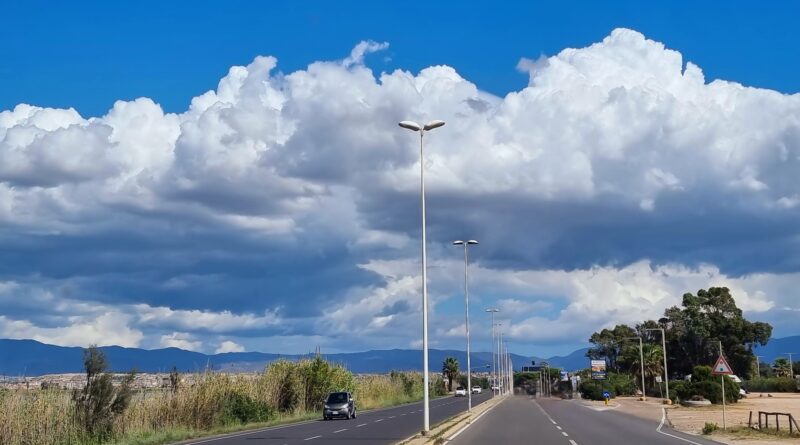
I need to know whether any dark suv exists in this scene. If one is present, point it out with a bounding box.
[323,391,357,420]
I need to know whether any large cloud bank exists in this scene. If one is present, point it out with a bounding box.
[1,29,798,354]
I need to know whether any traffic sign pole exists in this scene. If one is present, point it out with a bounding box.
[712,352,732,431]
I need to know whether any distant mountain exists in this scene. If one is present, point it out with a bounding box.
[9,337,794,377]
[0,339,591,376]
[753,335,800,364]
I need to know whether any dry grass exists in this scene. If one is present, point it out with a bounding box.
[0,361,431,445]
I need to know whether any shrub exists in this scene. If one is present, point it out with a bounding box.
[223,393,275,424]
[669,366,741,404]
[579,381,611,400]
[72,346,135,440]
[745,377,798,393]
[702,422,718,435]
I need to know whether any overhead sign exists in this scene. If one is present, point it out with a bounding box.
[591,359,607,380]
[712,355,733,375]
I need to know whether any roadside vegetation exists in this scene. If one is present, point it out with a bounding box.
[0,347,448,445]
[581,287,783,403]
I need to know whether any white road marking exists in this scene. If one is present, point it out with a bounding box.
[333,428,347,433]
[389,415,396,418]
[443,398,507,444]
[569,441,578,445]
[562,431,569,437]
[656,407,705,445]
[375,419,383,422]
[556,425,562,430]
[303,435,321,441]
[356,423,367,428]
[183,418,319,444]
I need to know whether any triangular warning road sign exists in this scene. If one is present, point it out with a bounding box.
[712,355,733,375]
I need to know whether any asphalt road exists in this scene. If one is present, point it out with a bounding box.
[181,391,493,445]
[447,396,725,445]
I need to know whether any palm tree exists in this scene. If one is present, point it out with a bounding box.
[625,344,664,394]
[773,358,792,378]
[442,357,460,392]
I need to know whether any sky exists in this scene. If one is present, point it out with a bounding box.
[1,1,799,358]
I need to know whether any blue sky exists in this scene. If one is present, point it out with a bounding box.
[3,1,799,116]
[1,1,799,358]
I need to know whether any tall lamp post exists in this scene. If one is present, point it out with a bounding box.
[453,240,478,411]
[399,119,445,435]
[486,309,499,396]
[645,328,670,403]
[622,336,646,401]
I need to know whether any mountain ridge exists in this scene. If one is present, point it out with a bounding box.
[0,338,589,376]
[2,336,797,376]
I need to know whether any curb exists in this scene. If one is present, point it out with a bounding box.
[397,395,507,445]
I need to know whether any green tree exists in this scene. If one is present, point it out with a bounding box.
[660,287,771,379]
[442,357,460,392]
[72,346,135,440]
[587,324,636,372]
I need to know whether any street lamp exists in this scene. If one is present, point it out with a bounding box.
[645,328,670,403]
[485,308,499,396]
[622,336,647,401]
[453,240,478,411]
[398,119,445,435]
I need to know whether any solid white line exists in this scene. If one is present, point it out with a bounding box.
[656,407,704,445]
[333,428,347,433]
[184,418,319,444]
[356,423,367,427]
[444,398,506,444]
[303,435,321,441]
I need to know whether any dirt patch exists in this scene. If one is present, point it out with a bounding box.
[668,392,800,444]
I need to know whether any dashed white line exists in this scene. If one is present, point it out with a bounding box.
[375,419,383,422]
[333,428,347,433]
[303,435,321,441]
[556,425,562,430]
[356,423,367,428]
[569,440,578,445]
[389,415,396,418]
[562,431,569,437]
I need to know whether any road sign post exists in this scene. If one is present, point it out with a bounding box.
[712,355,733,430]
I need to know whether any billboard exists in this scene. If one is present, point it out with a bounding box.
[590,359,607,380]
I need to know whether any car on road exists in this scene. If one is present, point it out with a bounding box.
[323,391,357,420]
[454,386,467,397]
[472,386,482,394]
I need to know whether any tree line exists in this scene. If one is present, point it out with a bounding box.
[587,287,773,384]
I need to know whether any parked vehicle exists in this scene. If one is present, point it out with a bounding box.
[455,386,467,397]
[471,386,482,394]
[323,391,357,420]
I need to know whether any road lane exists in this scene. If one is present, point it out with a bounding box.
[448,396,725,445]
[446,396,566,445]
[181,391,493,445]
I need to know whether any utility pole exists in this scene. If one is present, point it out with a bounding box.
[755,355,762,378]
